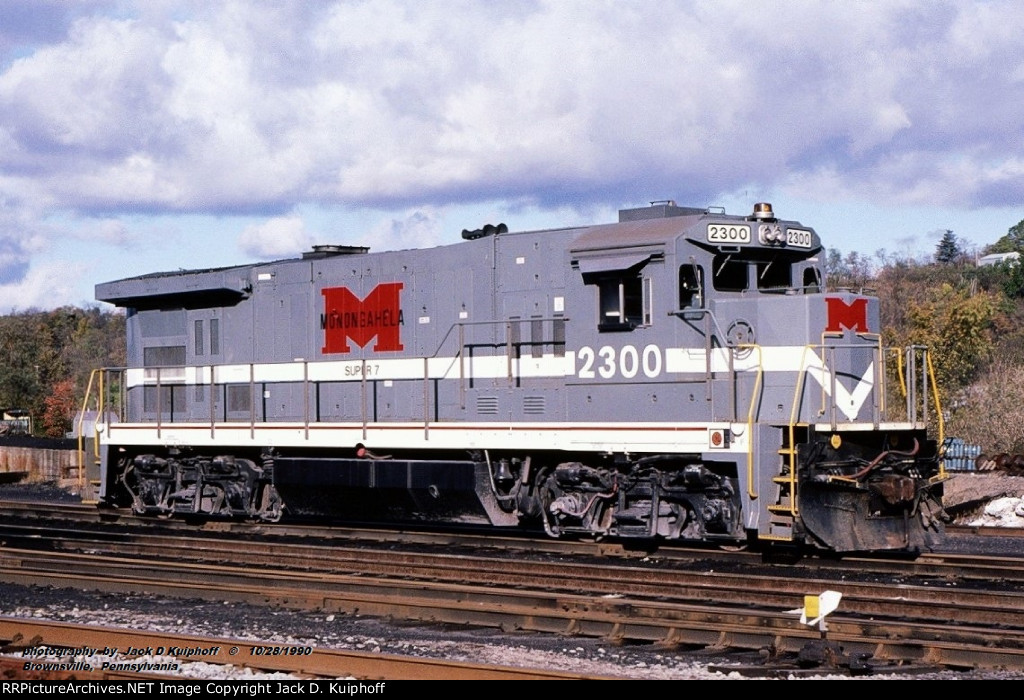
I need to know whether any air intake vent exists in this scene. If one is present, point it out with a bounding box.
[476,396,499,415]
[523,396,546,415]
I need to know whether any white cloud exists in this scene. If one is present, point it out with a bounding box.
[237,215,313,259]
[0,259,87,312]
[4,1,1023,212]
[370,208,445,253]
[0,1,1023,307]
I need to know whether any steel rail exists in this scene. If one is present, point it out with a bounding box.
[1,546,1024,674]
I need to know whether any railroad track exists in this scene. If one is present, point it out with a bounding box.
[5,500,1024,675]
[1,519,1023,593]
[2,522,1024,675]
[2,498,1020,573]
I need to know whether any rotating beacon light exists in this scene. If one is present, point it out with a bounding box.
[754,202,786,245]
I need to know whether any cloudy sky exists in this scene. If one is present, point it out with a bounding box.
[1,1,1022,311]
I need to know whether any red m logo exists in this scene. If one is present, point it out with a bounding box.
[824,297,869,333]
[321,283,405,353]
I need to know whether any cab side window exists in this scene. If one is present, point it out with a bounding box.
[578,255,657,332]
[597,272,646,331]
[679,265,704,309]
[802,266,822,293]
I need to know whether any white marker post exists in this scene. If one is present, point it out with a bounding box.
[789,590,843,638]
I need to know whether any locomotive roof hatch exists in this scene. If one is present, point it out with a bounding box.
[618,200,708,222]
[302,244,370,259]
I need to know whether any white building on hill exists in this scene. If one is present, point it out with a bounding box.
[978,251,1021,266]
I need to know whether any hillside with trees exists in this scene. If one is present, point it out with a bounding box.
[0,307,124,438]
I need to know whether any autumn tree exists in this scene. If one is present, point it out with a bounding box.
[886,282,998,398]
[41,378,76,438]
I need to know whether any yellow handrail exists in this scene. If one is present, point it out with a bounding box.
[75,369,101,496]
[740,344,764,501]
[926,352,946,477]
[776,344,824,519]
[895,349,908,398]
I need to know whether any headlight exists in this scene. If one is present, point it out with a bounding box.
[758,223,785,245]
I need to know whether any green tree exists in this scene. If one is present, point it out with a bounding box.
[990,259,1024,299]
[0,312,45,414]
[983,218,1024,255]
[935,230,964,264]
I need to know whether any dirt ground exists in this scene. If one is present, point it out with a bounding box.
[942,472,1024,516]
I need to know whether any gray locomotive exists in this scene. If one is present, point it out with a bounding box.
[92,200,949,554]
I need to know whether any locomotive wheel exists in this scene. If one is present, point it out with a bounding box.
[718,543,748,552]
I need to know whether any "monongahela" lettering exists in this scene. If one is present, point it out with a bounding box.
[320,307,403,330]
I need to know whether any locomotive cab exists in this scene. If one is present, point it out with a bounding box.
[556,202,945,552]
